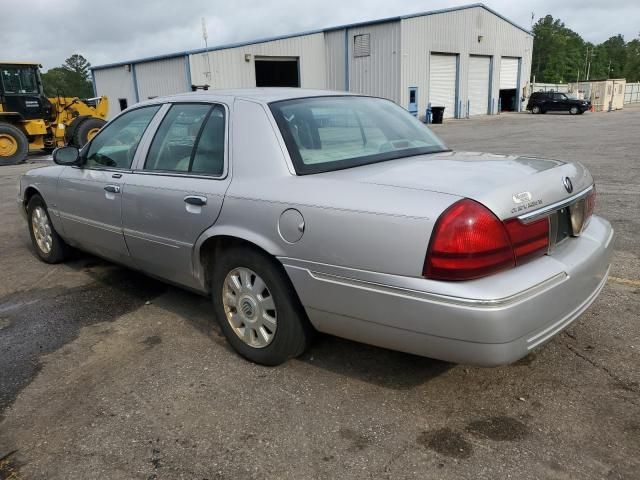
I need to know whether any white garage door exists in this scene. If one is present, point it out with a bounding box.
[429,54,457,118]
[468,56,490,116]
[500,57,519,89]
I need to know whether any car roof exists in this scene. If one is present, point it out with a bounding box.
[138,88,363,107]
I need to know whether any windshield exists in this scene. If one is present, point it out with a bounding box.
[270,96,448,174]
[0,66,40,94]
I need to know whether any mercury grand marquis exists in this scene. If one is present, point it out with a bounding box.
[18,89,614,366]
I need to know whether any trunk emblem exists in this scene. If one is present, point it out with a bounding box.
[563,177,573,193]
[512,191,532,204]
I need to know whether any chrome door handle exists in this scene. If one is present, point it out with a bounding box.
[184,195,207,206]
[104,185,121,193]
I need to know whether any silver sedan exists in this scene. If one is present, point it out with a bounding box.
[18,89,614,366]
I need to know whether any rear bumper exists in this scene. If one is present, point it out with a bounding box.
[282,215,614,366]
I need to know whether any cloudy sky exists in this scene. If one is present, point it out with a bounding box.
[3,0,639,70]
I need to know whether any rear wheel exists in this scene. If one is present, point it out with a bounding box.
[531,105,541,114]
[211,245,312,365]
[27,195,69,263]
[0,123,28,165]
[72,118,106,147]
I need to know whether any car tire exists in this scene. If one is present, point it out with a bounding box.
[27,194,70,263]
[0,123,29,166]
[569,106,579,115]
[72,118,107,147]
[531,105,541,114]
[211,245,313,366]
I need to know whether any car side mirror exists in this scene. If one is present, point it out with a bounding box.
[52,146,80,166]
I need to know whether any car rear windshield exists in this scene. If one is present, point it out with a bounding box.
[269,96,448,174]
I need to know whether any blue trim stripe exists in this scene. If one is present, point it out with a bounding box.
[91,3,532,72]
[184,55,192,90]
[131,64,139,102]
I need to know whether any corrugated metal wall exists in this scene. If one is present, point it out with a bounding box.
[325,29,346,90]
[401,6,532,119]
[93,66,137,119]
[188,33,326,89]
[92,6,532,120]
[135,56,189,100]
[347,22,401,103]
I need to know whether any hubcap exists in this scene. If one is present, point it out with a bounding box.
[31,206,53,254]
[87,127,100,141]
[0,133,18,157]
[222,267,277,348]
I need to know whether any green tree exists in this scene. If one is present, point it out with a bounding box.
[532,15,586,83]
[63,54,91,80]
[531,16,639,83]
[624,38,640,82]
[41,54,93,98]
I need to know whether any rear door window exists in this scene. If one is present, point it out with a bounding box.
[144,103,225,176]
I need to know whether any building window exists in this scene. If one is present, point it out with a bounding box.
[353,34,371,58]
[118,98,128,111]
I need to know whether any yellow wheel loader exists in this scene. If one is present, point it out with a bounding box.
[0,62,108,165]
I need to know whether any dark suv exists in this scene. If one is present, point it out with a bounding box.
[526,91,591,115]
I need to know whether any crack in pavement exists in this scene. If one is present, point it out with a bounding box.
[564,342,639,397]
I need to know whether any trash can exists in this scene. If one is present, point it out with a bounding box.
[431,106,445,124]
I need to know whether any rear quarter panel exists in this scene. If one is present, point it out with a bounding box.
[196,98,460,279]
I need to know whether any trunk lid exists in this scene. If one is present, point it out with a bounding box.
[323,151,593,220]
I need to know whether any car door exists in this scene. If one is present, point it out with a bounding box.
[56,105,162,264]
[122,102,230,289]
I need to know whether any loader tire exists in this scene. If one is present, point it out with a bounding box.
[72,118,106,147]
[0,123,28,165]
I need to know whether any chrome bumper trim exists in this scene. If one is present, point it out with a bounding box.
[518,185,593,223]
[296,267,568,309]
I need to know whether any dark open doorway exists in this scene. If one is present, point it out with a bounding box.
[255,58,300,87]
[499,89,517,111]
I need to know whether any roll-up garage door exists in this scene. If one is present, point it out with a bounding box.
[429,54,457,118]
[499,57,519,89]
[468,56,490,116]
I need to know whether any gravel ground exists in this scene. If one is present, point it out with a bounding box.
[0,107,638,480]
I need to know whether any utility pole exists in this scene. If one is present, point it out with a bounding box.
[607,59,612,78]
[583,46,589,82]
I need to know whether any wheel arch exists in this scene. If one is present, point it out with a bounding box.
[23,185,43,210]
[194,227,287,294]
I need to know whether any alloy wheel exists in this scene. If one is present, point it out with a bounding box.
[222,267,277,348]
[31,206,53,254]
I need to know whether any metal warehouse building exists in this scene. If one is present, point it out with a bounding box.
[91,3,532,120]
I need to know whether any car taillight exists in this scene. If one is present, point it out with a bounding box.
[424,199,550,281]
[424,199,514,281]
[504,217,549,265]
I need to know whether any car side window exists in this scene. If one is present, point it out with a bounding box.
[85,106,160,169]
[144,103,225,176]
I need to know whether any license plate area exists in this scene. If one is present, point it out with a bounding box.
[549,198,588,250]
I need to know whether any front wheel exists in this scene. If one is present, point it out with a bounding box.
[27,195,70,263]
[531,105,541,114]
[211,246,312,365]
[72,118,107,147]
[569,106,579,115]
[0,123,28,165]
